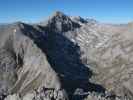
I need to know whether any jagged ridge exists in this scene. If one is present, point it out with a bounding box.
[0,11,133,100]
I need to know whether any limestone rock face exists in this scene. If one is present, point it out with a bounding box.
[0,11,133,100]
[0,23,65,100]
[5,88,68,100]
[70,23,133,97]
[40,11,80,33]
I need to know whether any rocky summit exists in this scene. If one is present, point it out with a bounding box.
[0,11,133,100]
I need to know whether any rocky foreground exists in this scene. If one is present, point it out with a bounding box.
[0,11,133,100]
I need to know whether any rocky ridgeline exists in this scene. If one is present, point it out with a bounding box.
[84,92,130,100]
[0,11,133,100]
[4,86,67,100]
[3,90,130,100]
[72,88,130,100]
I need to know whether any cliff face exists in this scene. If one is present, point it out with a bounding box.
[0,12,133,100]
[71,23,133,96]
[0,22,64,99]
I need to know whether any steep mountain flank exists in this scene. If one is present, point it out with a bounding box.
[0,22,66,100]
[0,11,133,100]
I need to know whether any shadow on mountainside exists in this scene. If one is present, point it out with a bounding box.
[20,23,105,99]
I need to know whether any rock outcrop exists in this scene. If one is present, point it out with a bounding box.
[0,11,133,100]
[0,22,66,100]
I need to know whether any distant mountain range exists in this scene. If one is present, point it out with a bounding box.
[0,11,133,100]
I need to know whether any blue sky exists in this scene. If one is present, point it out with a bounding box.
[0,0,133,23]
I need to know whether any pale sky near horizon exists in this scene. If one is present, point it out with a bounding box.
[0,0,133,23]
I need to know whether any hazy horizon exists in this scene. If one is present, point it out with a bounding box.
[0,0,133,23]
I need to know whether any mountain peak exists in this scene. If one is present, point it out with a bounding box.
[50,11,69,21]
[53,11,65,17]
[44,11,80,33]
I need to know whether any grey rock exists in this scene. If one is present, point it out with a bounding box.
[0,11,133,100]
